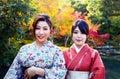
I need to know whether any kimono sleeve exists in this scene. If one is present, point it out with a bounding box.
[4,47,23,79]
[44,48,67,79]
[90,50,105,79]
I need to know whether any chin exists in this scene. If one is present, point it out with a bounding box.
[76,43,83,46]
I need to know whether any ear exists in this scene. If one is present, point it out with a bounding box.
[50,28,54,34]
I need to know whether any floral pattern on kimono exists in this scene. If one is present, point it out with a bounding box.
[4,41,67,79]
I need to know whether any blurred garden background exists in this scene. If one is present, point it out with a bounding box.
[0,0,120,79]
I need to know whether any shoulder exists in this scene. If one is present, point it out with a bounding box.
[47,41,63,52]
[63,48,70,57]
[89,47,98,53]
[19,42,34,51]
[88,47,100,58]
[54,44,62,50]
[63,48,69,53]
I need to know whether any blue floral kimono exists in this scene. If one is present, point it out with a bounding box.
[4,41,67,79]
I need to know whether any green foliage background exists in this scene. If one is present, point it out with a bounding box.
[0,0,35,78]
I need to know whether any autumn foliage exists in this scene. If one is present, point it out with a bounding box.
[27,0,110,46]
[54,6,74,38]
[67,11,110,46]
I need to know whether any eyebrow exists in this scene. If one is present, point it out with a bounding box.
[36,25,49,27]
[74,29,79,31]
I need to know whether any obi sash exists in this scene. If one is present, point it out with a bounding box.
[66,44,90,79]
[66,71,89,79]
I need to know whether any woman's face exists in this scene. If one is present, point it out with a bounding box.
[35,21,51,44]
[72,27,87,48]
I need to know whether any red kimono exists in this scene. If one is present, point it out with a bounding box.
[63,44,105,79]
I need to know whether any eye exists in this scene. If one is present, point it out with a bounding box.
[43,26,49,30]
[35,27,40,29]
[42,27,47,30]
[73,31,78,34]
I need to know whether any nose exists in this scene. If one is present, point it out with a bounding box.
[77,33,82,37]
[39,29,44,34]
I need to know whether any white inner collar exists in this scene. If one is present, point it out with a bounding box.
[74,44,85,53]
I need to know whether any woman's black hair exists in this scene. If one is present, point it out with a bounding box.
[71,20,89,36]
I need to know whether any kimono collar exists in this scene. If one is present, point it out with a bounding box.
[34,40,52,49]
[73,44,86,53]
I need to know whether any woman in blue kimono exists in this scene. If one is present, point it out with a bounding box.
[4,13,67,79]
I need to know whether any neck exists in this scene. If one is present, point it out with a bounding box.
[35,40,47,48]
[74,43,85,49]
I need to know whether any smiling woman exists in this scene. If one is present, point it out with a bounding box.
[4,13,67,79]
[34,17,51,48]
[63,20,105,79]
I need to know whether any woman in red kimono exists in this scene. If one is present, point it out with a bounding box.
[63,20,105,79]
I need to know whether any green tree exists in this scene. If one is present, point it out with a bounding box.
[102,0,120,17]
[71,0,87,12]
[0,0,35,78]
[99,0,120,38]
